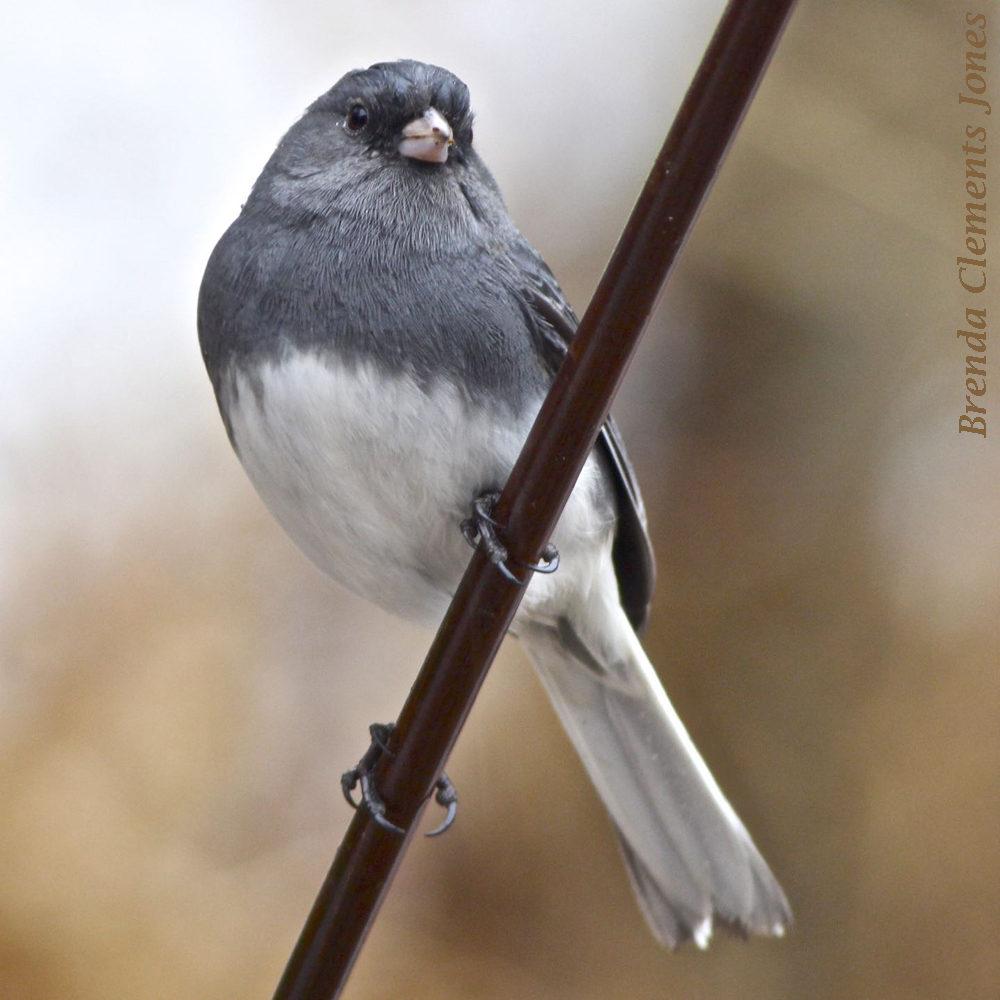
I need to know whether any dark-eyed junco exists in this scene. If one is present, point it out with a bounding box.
[197,59,790,948]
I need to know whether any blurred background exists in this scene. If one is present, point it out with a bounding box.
[2,0,997,998]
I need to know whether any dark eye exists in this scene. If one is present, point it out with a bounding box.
[346,104,368,132]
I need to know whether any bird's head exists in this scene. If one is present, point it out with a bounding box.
[272,60,476,180]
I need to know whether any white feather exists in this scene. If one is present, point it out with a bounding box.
[521,590,792,947]
[223,351,610,625]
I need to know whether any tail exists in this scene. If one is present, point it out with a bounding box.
[520,612,791,948]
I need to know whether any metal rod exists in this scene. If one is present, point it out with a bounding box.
[271,2,798,997]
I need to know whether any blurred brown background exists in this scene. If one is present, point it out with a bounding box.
[2,1,997,998]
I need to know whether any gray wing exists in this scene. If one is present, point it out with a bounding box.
[513,242,656,634]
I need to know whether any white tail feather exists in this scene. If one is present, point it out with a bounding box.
[521,613,791,948]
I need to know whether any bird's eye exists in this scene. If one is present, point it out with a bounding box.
[346,104,368,132]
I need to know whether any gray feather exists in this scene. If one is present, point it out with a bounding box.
[523,615,791,948]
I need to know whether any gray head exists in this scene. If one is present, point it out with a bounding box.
[259,61,477,186]
[201,59,534,404]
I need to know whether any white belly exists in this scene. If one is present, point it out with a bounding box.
[223,352,613,627]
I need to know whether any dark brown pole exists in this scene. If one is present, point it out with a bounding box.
[271,2,798,997]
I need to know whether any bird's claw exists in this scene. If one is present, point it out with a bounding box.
[340,723,460,837]
[518,542,560,575]
[425,773,458,837]
[341,723,404,835]
[461,492,559,583]
[461,492,522,583]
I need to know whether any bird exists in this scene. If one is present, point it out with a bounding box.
[197,59,791,949]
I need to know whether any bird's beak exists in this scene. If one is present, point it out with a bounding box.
[398,107,454,164]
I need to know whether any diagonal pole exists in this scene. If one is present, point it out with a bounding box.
[271,2,799,997]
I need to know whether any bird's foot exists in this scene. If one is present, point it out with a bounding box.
[341,723,460,837]
[341,723,403,835]
[461,492,520,582]
[460,491,560,584]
